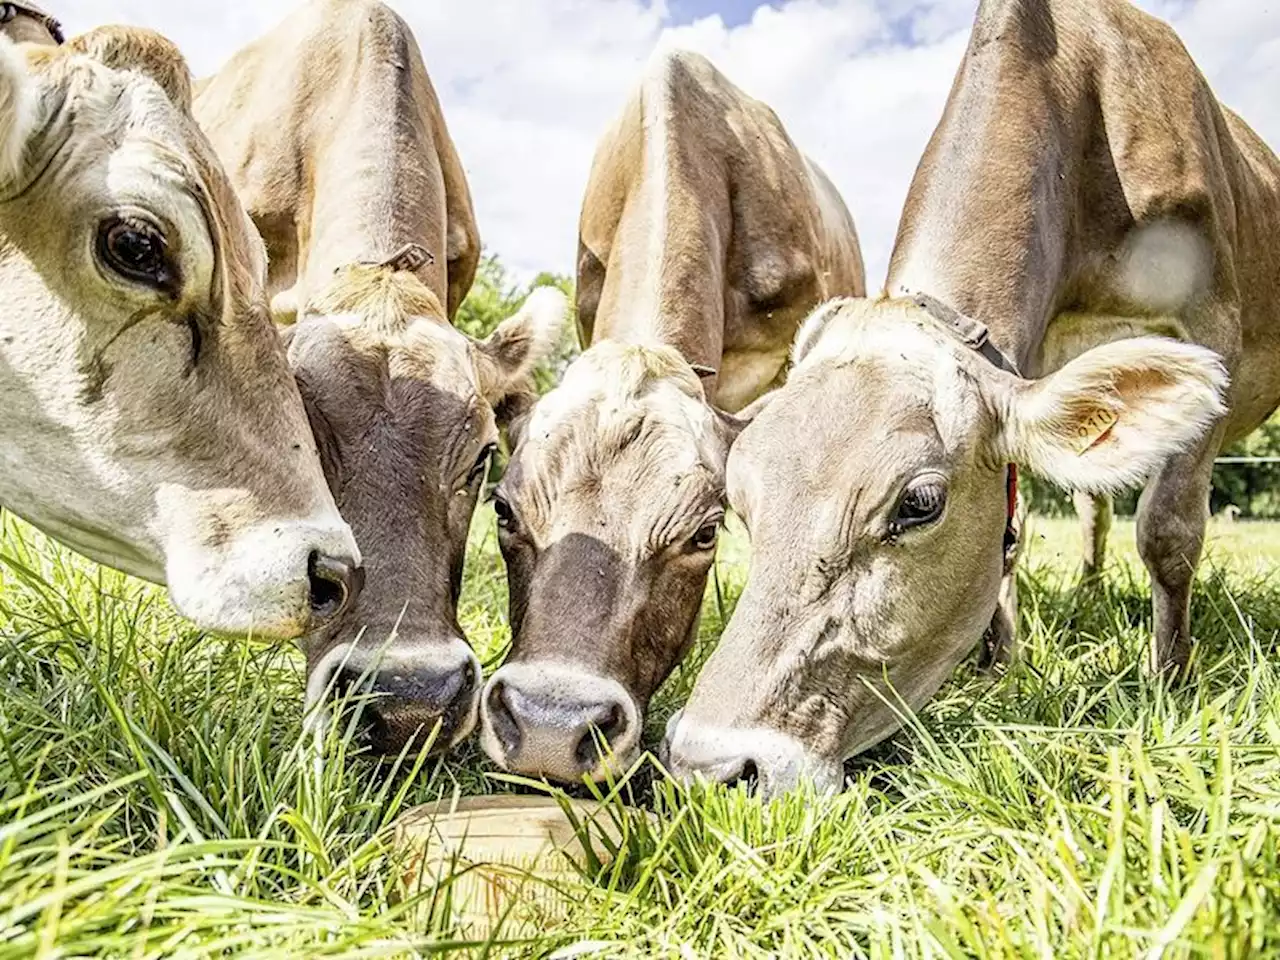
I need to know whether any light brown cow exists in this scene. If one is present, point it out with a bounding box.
[0,26,362,637]
[665,0,1276,796]
[195,0,567,754]
[477,49,865,784]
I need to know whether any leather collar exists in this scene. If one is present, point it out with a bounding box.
[908,291,1021,377]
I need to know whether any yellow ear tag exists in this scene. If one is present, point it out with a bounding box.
[1071,407,1120,455]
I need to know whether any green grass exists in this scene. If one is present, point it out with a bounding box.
[2,508,1280,957]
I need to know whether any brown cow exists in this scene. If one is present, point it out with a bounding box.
[195,0,567,753]
[477,49,865,784]
[0,25,363,636]
[665,0,1275,796]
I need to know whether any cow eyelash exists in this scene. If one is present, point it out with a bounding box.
[886,475,948,540]
[466,443,497,488]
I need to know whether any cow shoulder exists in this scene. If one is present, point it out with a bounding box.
[1092,1,1226,224]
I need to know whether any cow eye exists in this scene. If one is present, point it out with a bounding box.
[466,443,496,488]
[493,494,515,530]
[891,477,947,533]
[690,518,721,552]
[97,217,175,292]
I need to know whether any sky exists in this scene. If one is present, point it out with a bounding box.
[45,1,1280,286]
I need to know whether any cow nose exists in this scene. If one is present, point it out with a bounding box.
[306,551,363,629]
[335,657,478,755]
[661,715,841,798]
[480,668,639,782]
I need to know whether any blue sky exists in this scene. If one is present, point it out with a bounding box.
[668,0,762,27]
[53,1,1280,283]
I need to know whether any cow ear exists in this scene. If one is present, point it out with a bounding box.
[994,337,1227,494]
[792,297,855,367]
[0,37,40,188]
[474,286,570,405]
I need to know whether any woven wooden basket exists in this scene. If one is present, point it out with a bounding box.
[392,796,629,938]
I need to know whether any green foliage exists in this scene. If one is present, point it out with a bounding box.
[4,511,1280,955]
[1212,415,1280,518]
[454,253,579,395]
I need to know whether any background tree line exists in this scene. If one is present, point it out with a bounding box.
[463,254,1280,519]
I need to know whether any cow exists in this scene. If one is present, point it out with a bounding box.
[0,26,362,638]
[664,0,1275,796]
[194,0,567,755]
[476,49,866,784]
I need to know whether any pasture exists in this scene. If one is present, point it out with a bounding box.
[2,507,1279,958]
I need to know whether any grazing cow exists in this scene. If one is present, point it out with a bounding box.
[665,0,1275,796]
[0,27,361,637]
[477,49,865,784]
[194,0,567,754]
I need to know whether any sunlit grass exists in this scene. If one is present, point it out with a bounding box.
[2,508,1279,956]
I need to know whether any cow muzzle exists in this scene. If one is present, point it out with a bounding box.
[478,662,640,783]
[163,510,362,639]
[661,709,842,798]
[310,637,481,755]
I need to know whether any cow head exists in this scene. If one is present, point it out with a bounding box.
[0,30,360,637]
[287,264,567,755]
[478,342,749,783]
[664,297,1227,796]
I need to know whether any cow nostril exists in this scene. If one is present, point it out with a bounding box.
[307,551,362,627]
[736,759,760,791]
[356,704,393,752]
[486,681,522,758]
[574,701,628,772]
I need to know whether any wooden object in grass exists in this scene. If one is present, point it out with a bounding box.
[392,796,628,938]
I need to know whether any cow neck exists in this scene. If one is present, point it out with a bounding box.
[907,292,1020,573]
[885,2,1086,373]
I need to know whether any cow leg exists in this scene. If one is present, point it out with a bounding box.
[1072,491,1112,579]
[1135,429,1221,676]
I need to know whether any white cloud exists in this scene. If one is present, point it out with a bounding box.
[46,1,1280,286]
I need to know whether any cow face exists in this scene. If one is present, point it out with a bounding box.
[477,342,746,784]
[0,31,361,637]
[289,273,567,756]
[664,297,1227,796]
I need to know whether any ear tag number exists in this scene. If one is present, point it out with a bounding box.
[1072,407,1119,454]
